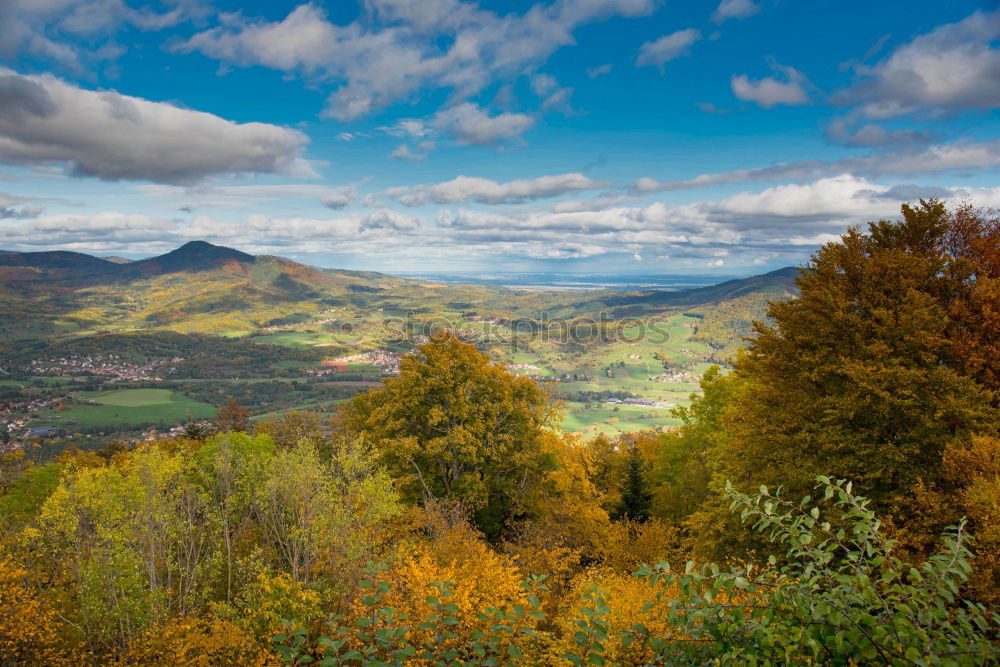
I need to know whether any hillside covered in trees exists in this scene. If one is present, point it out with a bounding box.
[1,201,998,664]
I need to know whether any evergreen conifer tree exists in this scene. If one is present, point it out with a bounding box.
[615,447,652,521]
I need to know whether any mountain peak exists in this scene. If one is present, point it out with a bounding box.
[171,240,252,259]
[128,240,255,275]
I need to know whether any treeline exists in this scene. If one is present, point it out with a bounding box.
[556,390,636,403]
[0,201,998,664]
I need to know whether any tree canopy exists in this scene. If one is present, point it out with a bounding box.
[341,332,559,537]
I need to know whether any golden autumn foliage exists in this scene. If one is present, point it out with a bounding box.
[548,568,683,665]
[0,546,75,665]
[126,614,275,666]
[382,504,527,624]
[594,518,685,574]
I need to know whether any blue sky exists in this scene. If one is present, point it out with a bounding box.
[0,0,998,275]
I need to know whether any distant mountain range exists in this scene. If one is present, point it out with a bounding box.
[0,241,799,341]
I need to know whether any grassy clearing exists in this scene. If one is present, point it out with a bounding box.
[34,388,216,427]
[560,401,681,437]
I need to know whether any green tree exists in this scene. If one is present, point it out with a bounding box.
[254,439,400,586]
[254,410,325,449]
[341,332,558,538]
[0,450,30,495]
[194,431,275,602]
[653,365,734,523]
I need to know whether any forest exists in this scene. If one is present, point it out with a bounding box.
[1,201,998,664]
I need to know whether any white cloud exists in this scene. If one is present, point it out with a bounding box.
[386,172,610,206]
[636,28,702,70]
[430,103,534,146]
[0,68,312,184]
[178,4,339,72]
[731,62,810,108]
[177,0,655,121]
[381,119,431,139]
[712,0,760,23]
[842,9,1000,117]
[531,73,558,96]
[631,137,1000,192]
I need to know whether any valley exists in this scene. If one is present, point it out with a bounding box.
[0,240,796,454]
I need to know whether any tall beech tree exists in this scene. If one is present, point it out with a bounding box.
[341,332,559,538]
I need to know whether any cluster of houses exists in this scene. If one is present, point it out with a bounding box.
[137,420,213,443]
[1,396,66,451]
[507,363,541,372]
[320,350,403,376]
[26,354,183,382]
[648,370,699,383]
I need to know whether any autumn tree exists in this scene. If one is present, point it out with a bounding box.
[215,398,251,433]
[690,200,1000,559]
[254,410,325,449]
[341,332,558,538]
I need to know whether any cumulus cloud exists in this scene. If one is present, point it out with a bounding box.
[841,9,1000,117]
[0,69,312,184]
[631,138,1000,192]
[321,185,359,210]
[177,0,655,122]
[636,28,702,70]
[386,172,611,206]
[430,103,534,146]
[731,62,810,108]
[712,0,760,23]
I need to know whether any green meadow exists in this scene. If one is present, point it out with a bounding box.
[34,388,216,427]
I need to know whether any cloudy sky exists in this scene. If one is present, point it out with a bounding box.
[0,0,998,275]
